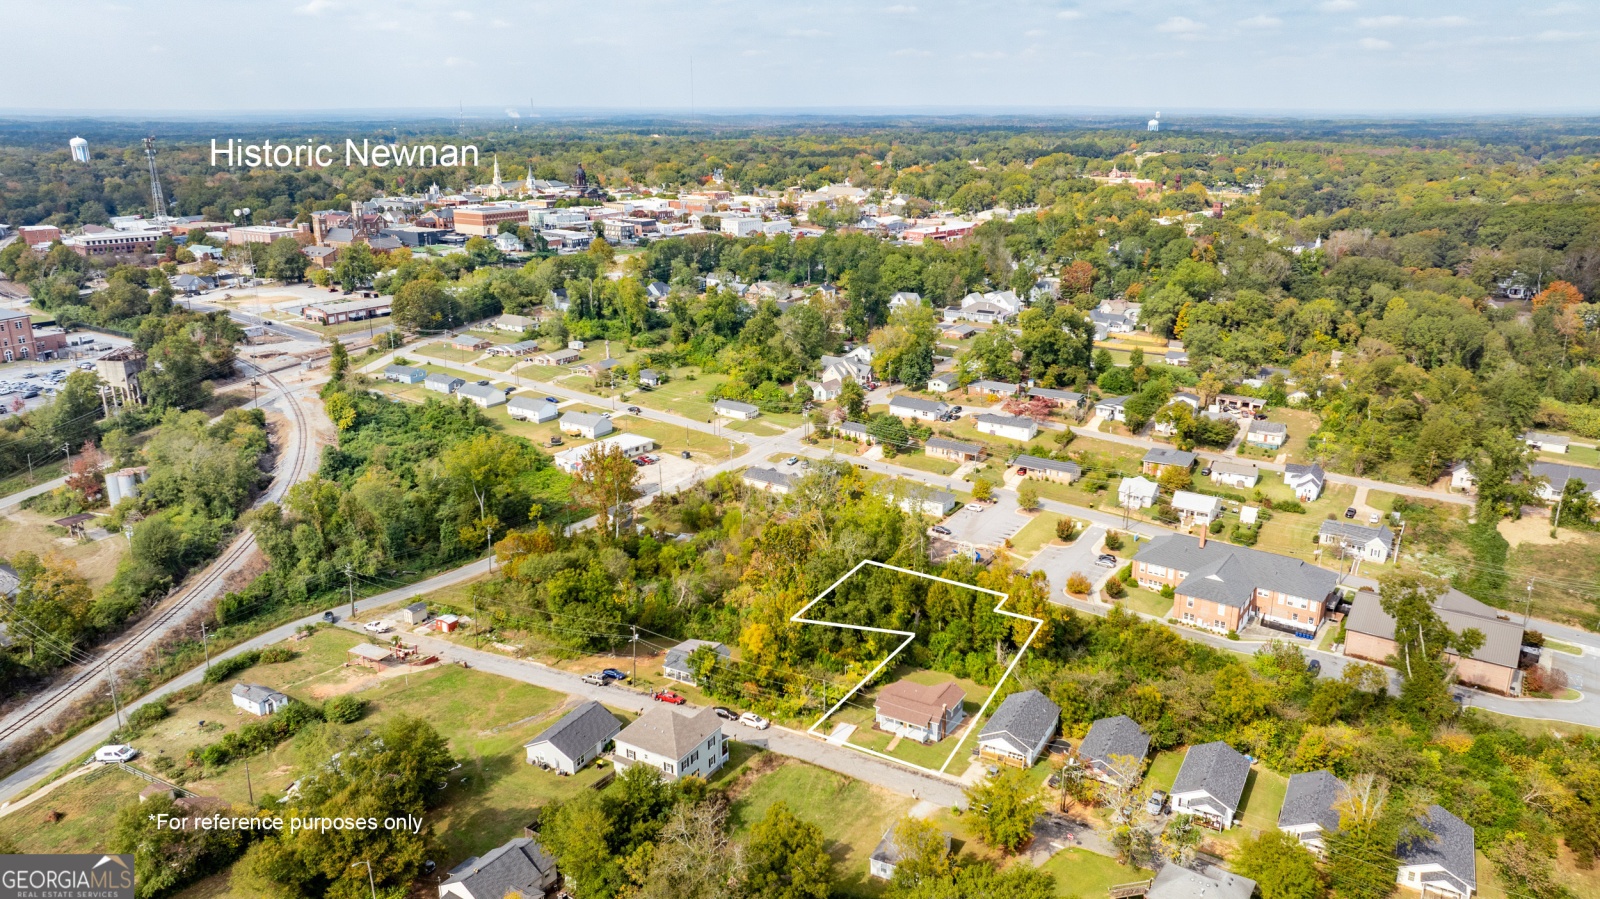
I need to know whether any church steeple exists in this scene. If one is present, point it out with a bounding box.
[492,155,502,188]
[525,160,535,192]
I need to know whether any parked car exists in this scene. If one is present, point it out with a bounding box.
[1344,507,1357,519]
[95,744,138,763]
[951,405,963,413]
[739,712,771,730]
[1200,467,1212,476]
[1253,412,1269,420]
[601,668,627,681]
[322,611,337,623]
[627,406,642,414]
[1369,511,1382,525]
[582,673,608,686]
[362,621,391,633]
[1145,789,1168,816]
[651,690,686,705]
[544,396,559,404]
[1306,659,1322,677]
[1095,554,1118,568]
[713,707,738,721]
[931,525,952,536]
[785,456,799,466]
[476,380,490,386]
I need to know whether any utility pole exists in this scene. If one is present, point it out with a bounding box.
[199,622,212,671]
[244,757,254,805]
[108,673,124,729]
[351,861,377,899]
[250,379,260,407]
[1526,579,1535,627]
[345,563,356,619]
[630,625,639,682]
[62,442,72,469]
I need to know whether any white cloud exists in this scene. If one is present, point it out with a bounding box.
[1157,16,1205,33]
[1025,27,1046,36]
[1533,28,1587,41]
[294,0,335,16]
[787,28,831,38]
[885,4,918,13]
[1357,14,1470,27]
[1056,9,1082,19]
[892,47,932,57]
[1238,14,1282,28]
[1320,0,1357,10]
[1358,37,1393,50]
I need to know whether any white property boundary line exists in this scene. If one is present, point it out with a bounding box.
[790,559,1044,776]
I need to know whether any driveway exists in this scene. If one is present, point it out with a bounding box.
[941,493,1027,549]
[1025,525,1110,601]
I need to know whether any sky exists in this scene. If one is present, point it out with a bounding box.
[8,0,1600,115]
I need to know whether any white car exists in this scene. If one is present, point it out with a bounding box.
[362,620,391,633]
[1368,512,1382,525]
[95,744,138,763]
[739,712,771,730]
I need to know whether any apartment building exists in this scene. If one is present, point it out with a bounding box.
[1132,533,1340,635]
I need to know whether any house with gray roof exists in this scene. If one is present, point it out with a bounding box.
[559,410,614,439]
[662,640,729,685]
[613,706,727,782]
[1209,460,1260,489]
[1170,741,1251,830]
[1530,460,1600,504]
[1014,454,1081,484]
[439,836,558,899]
[974,412,1039,442]
[1147,864,1256,899]
[1396,805,1477,898]
[1076,715,1151,782]
[1522,431,1570,454]
[1094,395,1130,422]
[424,372,465,395]
[836,421,874,443]
[1246,419,1289,448]
[1344,587,1526,696]
[456,382,507,408]
[1133,534,1340,635]
[382,364,426,384]
[977,689,1060,767]
[870,823,950,881]
[507,396,560,423]
[713,398,762,420]
[1317,519,1395,563]
[1283,462,1326,501]
[925,436,983,462]
[967,379,1020,398]
[1141,447,1196,476]
[888,395,950,422]
[524,700,623,774]
[1027,387,1087,409]
[1278,770,1347,854]
[742,467,795,495]
[231,683,290,717]
[638,368,661,387]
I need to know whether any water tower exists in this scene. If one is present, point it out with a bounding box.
[69,136,89,162]
[1147,113,1161,133]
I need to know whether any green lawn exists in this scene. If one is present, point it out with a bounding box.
[1010,512,1069,556]
[1540,444,1600,467]
[725,758,913,898]
[1118,585,1171,619]
[1236,767,1289,833]
[0,458,69,497]
[1144,750,1183,793]
[1040,848,1152,899]
[0,768,146,854]
[886,451,961,477]
[628,369,730,422]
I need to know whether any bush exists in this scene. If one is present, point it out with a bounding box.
[1274,499,1305,514]
[1160,585,1176,600]
[1066,573,1093,595]
[126,701,170,731]
[258,646,296,664]
[972,479,995,501]
[1056,518,1078,541]
[1230,524,1260,546]
[202,650,262,685]
[1117,563,1134,584]
[1208,519,1225,534]
[1104,577,1127,599]
[1103,532,1124,551]
[323,696,367,724]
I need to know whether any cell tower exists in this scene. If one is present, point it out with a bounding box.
[142,136,167,216]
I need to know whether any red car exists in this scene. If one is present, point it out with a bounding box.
[651,690,686,705]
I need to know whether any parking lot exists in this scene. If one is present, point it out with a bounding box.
[1024,524,1112,602]
[936,491,1027,549]
[0,359,99,415]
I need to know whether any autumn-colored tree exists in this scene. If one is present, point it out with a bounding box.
[571,443,643,539]
[65,443,106,504]
[1532,280,1583,308]
[1060,259,1096,295]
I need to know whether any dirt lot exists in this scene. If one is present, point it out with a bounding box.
[0,509,126,588]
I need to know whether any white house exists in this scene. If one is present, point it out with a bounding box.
[662,640,729,685]
[1094,396,1129,422]
[742,467,794,495]
[1523,431,1570,454]
[974,412,1039,442]
[612,706,728,782]
[874,679,966,743]
[1210,461,1260,489]
[1147,865,1256,899]
[1283,463,1326,502]
[231,683,290,717]
[888,396,950,423]
[552,433,655,474]
[976,689,1060,768]
[1449,462,1477,493]
[1170,491,1224,527]
[897,489,959,517]
[1278,770,1347,855]
[713,399,761,420]
[836,421,874,443]
[1317,520,1394,563]
[927,371,957,393]
[560,410,615,439]
[524,700,622,774]
[438,837,559,899]
[1530,461,1600,504]
[1246,420,1288,449]
[1396,806,1477,898]
[1169,741,1251,830]
[870,824,950,881]
[1119,476,1160,510]
[889,291,922,309]
[456,383,507,409]
[507,396,560,423]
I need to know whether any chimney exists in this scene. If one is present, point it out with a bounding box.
[1198,528,1206,549]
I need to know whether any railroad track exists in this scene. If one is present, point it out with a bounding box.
[0,370,312,746]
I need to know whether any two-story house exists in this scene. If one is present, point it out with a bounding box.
[612,707,728,782]
[1169,741,1251,830]
[1132,534,1340,635]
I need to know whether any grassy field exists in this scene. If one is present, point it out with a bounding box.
[1508,533,1600,626]
[725,756,913,898]
[1539,444,1600,467]
[0,508,128,589]
[1143,750,1184,793]
[890,450,961,477]
[1010,512,1069,556]
[1118,584,1172,619]
[0,768,146,853]
[1041,848,1152,898]
[1264,408,1320,464]
[627,369,730,422]
[0,458,68,497]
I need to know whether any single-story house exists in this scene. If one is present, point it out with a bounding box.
[1530,461,1600,504]
[457,383,507,408]
[1014,454,1080,484]
[452,335,490,352]
[874,679,966,743]
[1246,420,1288,448]
[662,640,730,685]
[576,357,624,379]
[532,348,581,366]
[1170,741,1251,830]
[743,467,795,495]
[492,313,536,332]
[974,412,1039,442]
[1396,805,1477,898]
[551,434,655,474]
[1119,476,1160,510]
[1142,447,1196,476]
[400,601,430,625]
[560,410,615,439]
[1094,396,1129,422]
[1164,348,1190,366]
[638,368,661,387]
[612,706,728,782]
[1278,770,1347,855]
[870,824,950,881]
[1316,519,1394,563]
[897,489,959,518]
[1210,461,1260,489]
[941,323,979,340]
[524,700,623,774]
[1211,394,1267,416]
[837,421,874,443]
[927,371,958,393]
[1028,387,1086,407]
[1170,491,1224,527]
[1077,715,1151,783]
[1450,461,1477,493]
[809,379,843,402]
[1147,865,1256,899]
[977,689,1060,768]
[425,373,465,395]
[1283,463,1327,502]
[967,379,1019,398]
[1523,431,1570,454]
[484,339,539,357]
[713,399,761,420]
[432,614,460,633]
[383,365,426,384]
[925,436,982,462]
[439,836,559,899]
[1343,588,1525,695]
[507,396,560,423]
[231,683,291,717]
[888,396,950,423]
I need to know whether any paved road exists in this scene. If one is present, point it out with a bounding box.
[0,474,70,511]
[1024,525,1110,599]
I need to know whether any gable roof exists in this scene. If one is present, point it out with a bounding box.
[1318,519,1395,545]
[1284,462,1326,484]
[1345,588,1525,669]
[1134,534,1339,608]
[974,412,1036,430]
[441,836,557,898]
[525,700,622,761]
[1095,395,1129,409]
[713,399,760,415]
[560,410,610,431]
[1148,864,1256,899]
[1209,460,1259,480]
[978,690,1059,752]
[507,395,557,413]
[743,467,794,490]
[1015,455,1081,477]
[231,683,288,704]
[1142,447,1196,468]
[1171,491,1223,514]
[926,436,982,455]
[888,396,949,415]
[875,679,965,729]
[424,372,464,387]
[457,383,502,402]
[1397,805,1477,892]
[614,706,723,761]
[383,364,424,379]
[1027,387,1086,404]
[1171,741,1251,812]
[1249,420,1288,435]
[663,639,729,673]
[1279,770,1347,833]
[1077,715,1150,766]
[1531,460,1600,495]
